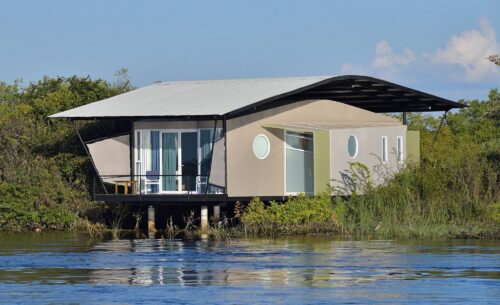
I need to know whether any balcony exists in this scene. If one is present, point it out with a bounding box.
[93,174,227,204]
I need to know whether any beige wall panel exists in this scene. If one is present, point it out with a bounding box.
[330,125,407,192]
[88,134,130,183]
[226,99,401,197]
[209,137,226,187]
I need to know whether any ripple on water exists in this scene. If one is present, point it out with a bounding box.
[0,233,499,304]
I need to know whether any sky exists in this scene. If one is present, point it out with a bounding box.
[0,0,499,101]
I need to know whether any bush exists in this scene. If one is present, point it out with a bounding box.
[241,193,337,236]
[0,74,131,231]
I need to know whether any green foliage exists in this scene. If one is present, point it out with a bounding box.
[241,193,337,235]
[0,71,131,231]
[341,92,500,238]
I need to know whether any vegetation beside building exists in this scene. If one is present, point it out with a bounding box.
[0,72,132,230]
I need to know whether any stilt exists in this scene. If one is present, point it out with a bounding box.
[201,206,208,233]
[148,205,156,235]
[213,205,220,222]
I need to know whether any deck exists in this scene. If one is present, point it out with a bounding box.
[93,193,288,206]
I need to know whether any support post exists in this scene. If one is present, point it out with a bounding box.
[402,112,407,125]
[201,206,208,233]
[205,117,219,197]
[222,116,228,195]
[148,205,156,235]
[431,110,448,151]
[70,119,108,194]
[213,205,220,222]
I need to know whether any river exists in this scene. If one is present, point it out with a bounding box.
[0,232,498,304]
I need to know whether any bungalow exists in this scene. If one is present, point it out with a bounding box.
[49,75,464,230]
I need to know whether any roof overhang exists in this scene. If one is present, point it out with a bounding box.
[227,75,465,118]
[49,75,465,120]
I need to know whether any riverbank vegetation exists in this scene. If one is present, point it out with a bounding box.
[0,72,498,239]
[0,71,132,231]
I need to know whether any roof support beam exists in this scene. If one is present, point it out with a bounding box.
[70,119,108,194]
[205,117,218,198]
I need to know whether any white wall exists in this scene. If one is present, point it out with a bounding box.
[330,125,407,192]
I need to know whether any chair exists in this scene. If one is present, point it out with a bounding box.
[145,170,160,193]
[196,176,208,194]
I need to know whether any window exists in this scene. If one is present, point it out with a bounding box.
[285,131,314,194]
[135,131,141,161]
[381,136,388,163]
[397,136,404,163]
[286,131,313,151]
[135,127,225,195]
[149,131,160,193]
[253,134,270,159]
[135,130,142,193]
[347,134,358,158]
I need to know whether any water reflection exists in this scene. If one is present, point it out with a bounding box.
[0,233,499,304]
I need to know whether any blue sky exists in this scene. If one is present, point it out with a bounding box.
[1,0,499,101]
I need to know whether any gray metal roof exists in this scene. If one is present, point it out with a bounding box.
[49,75,465,119]
[49,76,331,119]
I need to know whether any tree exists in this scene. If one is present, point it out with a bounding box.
[113,68,134,93]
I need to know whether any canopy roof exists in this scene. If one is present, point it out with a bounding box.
[49,75,465,120]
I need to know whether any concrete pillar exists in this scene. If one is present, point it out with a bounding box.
[148,205,156,234]
[200,206,208,233]
[213,205,220,222]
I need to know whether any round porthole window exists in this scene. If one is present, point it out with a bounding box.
[253,134,270,159]
[347,134,358,158]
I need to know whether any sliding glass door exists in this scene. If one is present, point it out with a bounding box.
[137,128,222,194]
[159,130,198,193]
[285,131,314,194]
[161,132,178,192]
[181,132,198,192]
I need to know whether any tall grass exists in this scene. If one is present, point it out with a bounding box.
[333,158,498,238]
[240,150,499,239]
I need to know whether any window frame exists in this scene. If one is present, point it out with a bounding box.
[381,136,388,163]
[347,134,359,159]
[397,136,404,163]
[284,130,314,195]
[252,133,271,160]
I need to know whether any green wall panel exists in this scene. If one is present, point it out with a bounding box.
[406,130,420,164]
[313,130,331,194]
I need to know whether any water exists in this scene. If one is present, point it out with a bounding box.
[0,233,498,304]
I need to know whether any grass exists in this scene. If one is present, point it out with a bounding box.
[239,155,499,239]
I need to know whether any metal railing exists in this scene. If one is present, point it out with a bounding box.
[94,174,225,196]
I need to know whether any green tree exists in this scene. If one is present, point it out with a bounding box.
[0,71,132,230]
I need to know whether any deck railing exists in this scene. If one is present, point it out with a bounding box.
[93,174,225,196]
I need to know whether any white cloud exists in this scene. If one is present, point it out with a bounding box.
[340,41,415,79]
[339,18,499,83]
[372,40,415,69]
[426,17,500,81]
